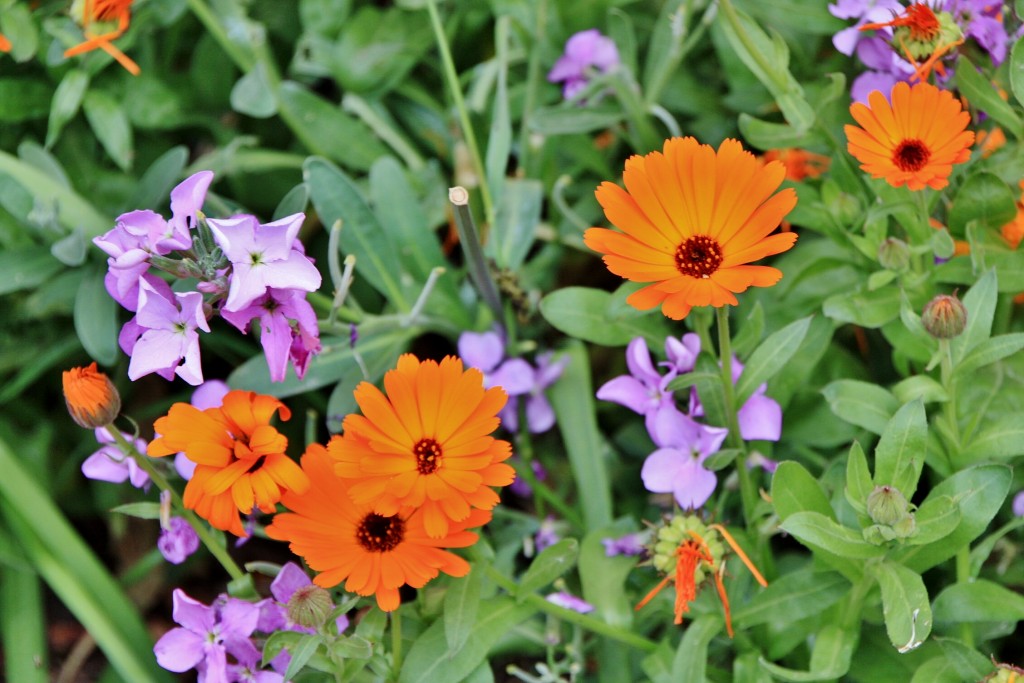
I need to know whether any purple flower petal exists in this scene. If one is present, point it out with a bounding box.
[648,407,702,450]
[168,171,213,239]
[625,337,660,384]
[154,627,205,673]
[458,331,505,372]
[640,448,686,494]
[672,458,718,509]
[596,375,651,415]
[158,518,200,564]
[738,393,783,441]
[171,589,215,633]
[1013,491,1024,517]
[546,591,594,614]
[81,448,132,483]
[271,562,312,603]
[525,394,556,433]
[191,380,230,410]
[489,358,535,396]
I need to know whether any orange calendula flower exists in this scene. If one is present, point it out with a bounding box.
[636,515,767,637]
[63,362,121,429]
[149,390,309,536]
[330,354,514,538]
[846,81,974,191]
[65,0,139,75]
[761,148,830,182]
[267,443,490,611]
[584,137,798,320]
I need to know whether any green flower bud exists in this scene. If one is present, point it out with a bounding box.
[985,662,1024,682]
[878,237,911,271]
[867,485,911,527]
[287,584,334,629]
[922,294,967,339]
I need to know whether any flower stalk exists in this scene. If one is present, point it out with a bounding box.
[716,307,756,528]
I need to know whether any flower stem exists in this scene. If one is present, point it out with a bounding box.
[715,307,755,528]
[483,565,657,652]
[105,427,245,581]
[391,608,403,677]
[956,546,974,648]
[939,339,961,451]
[516,0,547,176]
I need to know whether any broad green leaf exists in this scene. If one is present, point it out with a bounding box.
[671,615,723,683]
[772,461,835,522]
[0,151,110,235]
[907,495,959,545]
[909,657,961,683]
[126,146,188,212]
[876,560,931,652]
[955,333,1024,378]
[540,287,665,347]
[489,178,541,271]
[733,570,848,628]
[517,538,578,599]
[82,91,134,171]
[0,246,64,296]
[845,441,872,515]
[932,579,1024,623]
[735,316,812,405]
[398,597,534,683]
[272,183,309,222]
[46,69,89,149]
[579,525,637,627]
[758,625,855,681]
[323,327,412,432]
[0,567,48,683]
[299,0,351,35]
[304,156,408,308]
[1012,37,1024,110]
[949,174,1017,234]
[738,114,819,150]
[548,341,612,529]
[331,7,430,95]
[230,63,277,118]
[781,512,884,559]
[823,286,900,328]
[891,376,947,405]
[950,267,996,365]
[326,634,372,659]
[283,634,324,681]
[74,268,119,367]
[279,82,388,170]
[821,380,899,435]
[0,4,38,62]
[444,565,483,653]
[873,399,926,500]
[735,652,773,683]
[954,56,1024,138]
[959,415,1024,460]
[894,465,1011,572]
[935,638,996,681]
[529,106,626,135]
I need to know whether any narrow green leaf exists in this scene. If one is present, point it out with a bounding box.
[1011,37,1024,110]
[0,567,48,683]
[46,69,90,149]
[907,495,959,545]
[733,570,848,628]
[110,502,162,520]
[955,333,1024,378]
[771,461,835,522]
[517,539,578,599]
[954,56,1024,138]
[822,379,899,435]
[484,16,511,209]
[283,634,324,681]
[758,625,855,681]
[891,375,947,405]
[548,341,612,529]
[82,91,134,171]
[845,441,872,515]
[230,63,277,118]
[735,316,812,405]
[875,560,932,653]
[671,615,723,683]
[781,512,884,559]
[823,286,901,328]
[960,415,1024,460]
[74,267,119,367]
[935,637,996,681]
[126,146,189,212]
[0,150,110,236]
[529,106,625,135]
[873,399,926,500]
[489,178,541,271]
[932,579,1024,623]
[443,564,483,653]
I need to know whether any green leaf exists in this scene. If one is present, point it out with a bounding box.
[517,539,578,599]
[443,564,482,653]
[932,579,1024,623]
[891,375,947,405]
[875,560,931,653]
[758,625,855,681]
[283,633,324,681]
[0,151,110,236]
[735,316,812,405]
[873,399,926,500]
[845,441,872,515]
[398,597,534,683]
[0,437,171,683]
[0,4,38,62]
[578,525,637,628]
[935,638,996,681]
[529,106,625,135]
[733,570,849,628]
[823,286,900,328]
[540,287,665,347]
[331,7,430,95]
[0,79,50,122]
[109,502,161,520]
[489,178,541,271]
[949,174,1018,234]
[126,146,189,212]
[954,56,1024,139]
[693,353,729,430]
[484,16,511,210]
[894,465,1011,572]
[230,63,277,118]
[907,495,959,546]
[74,268,119,367]
[548,341,613,529]
[732,301,765,358]
[959,414,1024,460]
[954,333,1024,378]
[950,268,997,365]
[46,69,90,149]
[82,91,134,171]
[279,82,388,170]
[771,461,835,522]
[781,512,884,559]
[671,615,723,683]
[0,567,48,683]
[738,114,819,150]
[821,380,899,435]
[304,156,408,308]
[1011,37,1024,110]
[0,246,63,296]
[909,657,961,683]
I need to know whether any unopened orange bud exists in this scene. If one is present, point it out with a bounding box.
[921,294,967,339]
[63,362,121,429]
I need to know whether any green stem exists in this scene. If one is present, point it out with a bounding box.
[516,0,547,175]
[939,339,961,451]
[426,0,496,231]
[105,427,245,581]
[840,574,873,632]
[483,565,657,652]
[716,307,755,528]
[956,546,974,648]
[391,608,403,677]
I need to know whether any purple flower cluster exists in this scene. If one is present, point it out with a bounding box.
[547,29,621,99]
[93,172,322,386]
[597,335,781,510]
[81,427,150,488]
[829,0,1013,103]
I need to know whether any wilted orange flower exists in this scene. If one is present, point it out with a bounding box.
[584,137,798,320]
[64,0,139,75]
[859,3,963,82]
[63,362,121,429]
[149,390,309,536]
[846,82,973,191]
[267,443,490,611]
[331,354,514,538]
[762,148,830,182]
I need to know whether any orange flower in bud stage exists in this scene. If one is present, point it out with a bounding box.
[585,137,798,320]
[330,354,514,538]
[149,390,309,536]
[63,362,121,429]
[846,82,974,191]
[64,0,139,75]
[267,443,490,612]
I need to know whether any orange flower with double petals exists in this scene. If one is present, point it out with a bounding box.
[63,362,121,429]
[584,137,798,320]
[149,390,309,536]
[330,354,514,538]
[65,0,139,75]
[267,443,489,611]
[846,82,974,191]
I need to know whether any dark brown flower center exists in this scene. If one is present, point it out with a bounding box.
[893,139,931,172]
[413,438,443,474]
[245,455,267,474]
[674,236,723,278]
[356,513,405,553]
